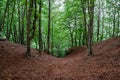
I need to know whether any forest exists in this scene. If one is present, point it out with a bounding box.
[0,0,120,57]
[0,0,120,80]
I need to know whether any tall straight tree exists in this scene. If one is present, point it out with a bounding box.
[0,0,9,32]
[47,0,51,53]
[81,0,87,46]
[18,0,21,43]
[112,7,116,37]
[6,1,9,39]
[117,10,119,36]
[39,0,43,53]
[26,0,33,57]
[26,0,38,57]
[21,6,25,44]
[87,0,94,56]
[74,17,77,46]
[100,3,104,41]
[97,1,100,42]
[32,0,37,39]
[8,0,15,40]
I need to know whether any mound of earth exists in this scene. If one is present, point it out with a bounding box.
[0,37,120,80]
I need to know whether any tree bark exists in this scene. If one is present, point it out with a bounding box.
[21,6,25,45]
[30,0,37,40]
[70,32,74,47]
[6,2,9,39]
[26,0,33,57]
[97,1,100,42]
[47,0,51,53]
[39,0,43,52]
[88,0,94,56]
[74,17,77,46]
[117,11,119,36]
[13,25,17,43]
[0,0,9,32]
[81,0,87,46]
[18,0,21,43]
[7,0,15,40]
[112,10,116,37]
[101,7,104,41]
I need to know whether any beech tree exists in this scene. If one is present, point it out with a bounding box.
[38,0,43,52]
[47,0,51,53]
[88,0,95,56]
[26,0,37,57]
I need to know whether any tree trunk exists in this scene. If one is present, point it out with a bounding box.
[13,25,17,43]
[47,0,51,53]
[0,0,9,31]
[30,0,37,40]
[97,1,100,42]
[79,32,82,46]
[26,0,33,57]
[100,1,105,40]
[70,32,74,47]
[74,17,77,46]
[21,6,25,45]
[81,0,87,46]
[6,2,9,39]
[39,0,43,53]
[18,0,21,44]
[7,0,15,40]
[101,8,104,41]
[67,24,74,47]
[112,10,116,37]
[117,11,119,36]
[88,0,94,56]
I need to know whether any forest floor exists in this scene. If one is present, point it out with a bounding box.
[0,37,120,80]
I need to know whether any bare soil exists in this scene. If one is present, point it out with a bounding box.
[0,37,120,80]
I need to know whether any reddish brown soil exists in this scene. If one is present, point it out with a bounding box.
[0,37,120,80]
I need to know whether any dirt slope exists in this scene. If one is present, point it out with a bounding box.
[0,37,120,80]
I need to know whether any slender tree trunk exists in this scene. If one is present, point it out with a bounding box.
[26,0,33,57]
[117,11,119,36]
[39,0,43,53]
[79,28,82,46]
[30,0,37,40]
[75,31,77,46]
[97,1,100,42]
[18,0,21,43]
[21,6,25,44]
[7,0,15,40]
[67,24,74,47]
[101,8,104,41]
[26,0,37,57]
[74,17,77,46]
[13,25,17,43]
[81,0,87,46]
[88,0,94,56]
[47,0,51,53]
[112,11,116,37]
[70,32,74,47]
[79,33,81,46]
[6,3,9,39]
[0,0,9,31]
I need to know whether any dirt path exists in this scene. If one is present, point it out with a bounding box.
[0,37,120,80]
